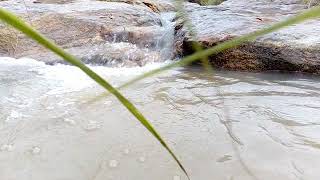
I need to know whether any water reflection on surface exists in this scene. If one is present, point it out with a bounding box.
[1,58,320,180]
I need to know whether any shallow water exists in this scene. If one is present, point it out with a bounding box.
[1,58,320,180]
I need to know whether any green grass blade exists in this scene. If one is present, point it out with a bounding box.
[0,8,189,179]
[174,0,212,72]
[119,6,320,88]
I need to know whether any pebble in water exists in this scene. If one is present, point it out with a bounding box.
[32,146,41,155]
[0,144,14,152]
[109,160,119,168]
[173,175,181,180]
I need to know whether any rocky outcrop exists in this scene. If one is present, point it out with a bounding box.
[183,0,320,73]
[0,0,175,66]
[1,0,320,73]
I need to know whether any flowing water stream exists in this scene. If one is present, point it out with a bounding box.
[1,5,320,180]
[1,57,320,180]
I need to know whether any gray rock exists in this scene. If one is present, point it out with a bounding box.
[0,0,175,66]
[183,0,320,73]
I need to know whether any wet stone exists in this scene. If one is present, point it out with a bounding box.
[182,0,320,73]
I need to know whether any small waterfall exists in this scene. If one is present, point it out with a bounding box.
[79,12,177,67]
[156,12,176,61]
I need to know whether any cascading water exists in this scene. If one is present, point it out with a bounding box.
[71,12,177,67]
[156,12,176,60]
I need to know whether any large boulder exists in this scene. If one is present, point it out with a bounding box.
[0,0,175,66]
[183,0,320,73]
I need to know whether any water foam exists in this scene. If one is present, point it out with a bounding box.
[0,57,171,94]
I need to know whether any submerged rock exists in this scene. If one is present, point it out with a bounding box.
[0,0,175,66]
[183,0,320,74]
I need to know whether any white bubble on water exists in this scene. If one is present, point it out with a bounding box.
[0,144,14,152]
[85,120,101,131]
[104,100,112,105]
[10,110,20,118]
[201,127,209,132]
[173,175,181,180]
[109,160,119,168]
[123,148,130,155]
[46,106,54,110]
[5,110,24,123]
[63,118,76,125]
[32,146,41,155]
[138,156,146,163]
